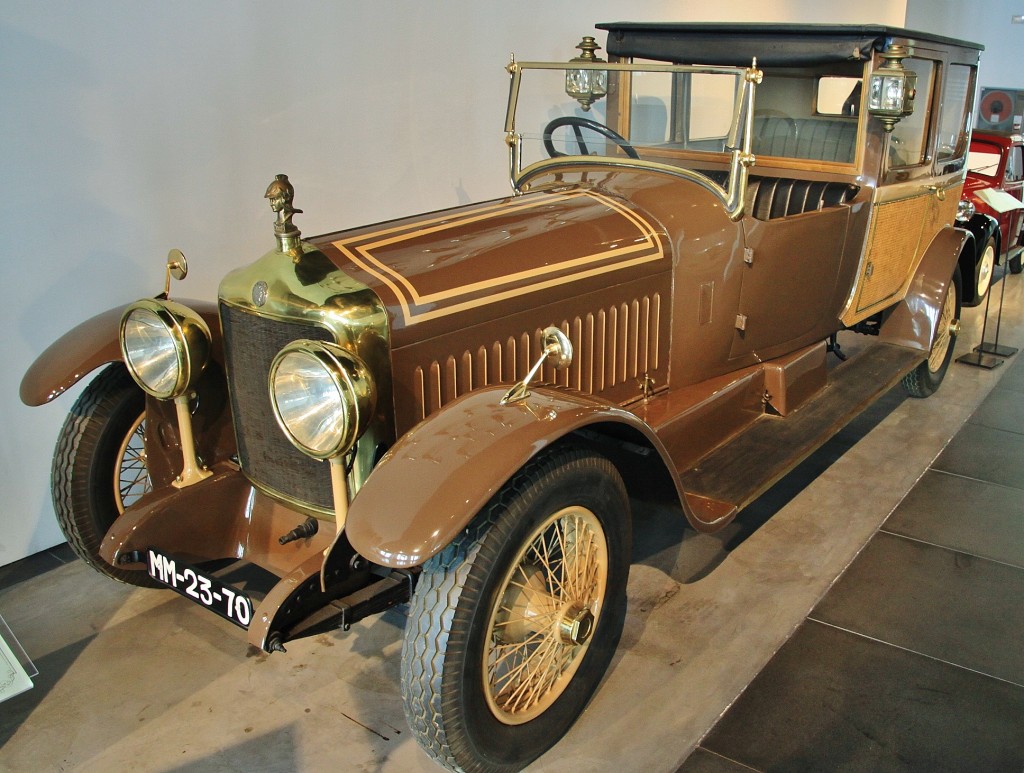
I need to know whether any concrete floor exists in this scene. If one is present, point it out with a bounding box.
[2,270,1023,772]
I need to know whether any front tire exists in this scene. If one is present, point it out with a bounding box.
[401,445,630,773]
[966,239,995,306]
[902,265,961,398]
[52,363,157,585]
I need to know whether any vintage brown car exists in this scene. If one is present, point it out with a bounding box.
[20,23,981,773]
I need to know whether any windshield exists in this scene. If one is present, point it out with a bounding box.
[967,142,1002,178]
[505,60,757,217]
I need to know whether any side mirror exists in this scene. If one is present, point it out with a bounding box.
[163,249,188,297]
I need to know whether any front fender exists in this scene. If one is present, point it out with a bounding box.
[345,386,677,569]
[20,299,222,406]
[966,212,1000,256]
[879,226,968,352]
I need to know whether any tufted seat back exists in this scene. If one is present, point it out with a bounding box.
[753,116,857,164]
[746,177,859,220]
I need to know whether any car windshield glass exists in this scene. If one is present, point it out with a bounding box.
[967,143,1002,177]
[506,62,748,180]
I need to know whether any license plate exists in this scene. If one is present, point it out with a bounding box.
[146,549,254,629]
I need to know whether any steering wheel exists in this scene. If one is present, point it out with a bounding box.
[542,116,640,160]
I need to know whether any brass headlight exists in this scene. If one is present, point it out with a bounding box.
[119,299,211,399]
[269,340,375,460]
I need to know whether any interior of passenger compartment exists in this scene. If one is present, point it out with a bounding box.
[747,177,860,220]
[753,115,857,164]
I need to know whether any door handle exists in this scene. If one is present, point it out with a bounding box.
[924,184,946,201]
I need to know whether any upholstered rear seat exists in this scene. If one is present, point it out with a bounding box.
[747,177,859,220]
[694,171,859,221]
[753,116,857,164]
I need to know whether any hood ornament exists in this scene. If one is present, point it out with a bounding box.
[265,173,303,257]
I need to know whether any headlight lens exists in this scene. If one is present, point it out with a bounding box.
[269,340,375,460]
[956,198,976,223]
[120,299,211,399]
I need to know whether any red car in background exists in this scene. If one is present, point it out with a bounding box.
[962,131,1024,302]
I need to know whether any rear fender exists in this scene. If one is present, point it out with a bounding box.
[879,226,968,352]
[344,386,686,569]
[20,299,222,406]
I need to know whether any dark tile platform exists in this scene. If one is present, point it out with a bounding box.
[678,748,758,773]
[884,469,1024,568]
[813,532,1024,684]
[0,543,75,593]
[684,342,1024,772]
[968,384,1024,434]
[699,622,1024,773]
[932,422,1024,490]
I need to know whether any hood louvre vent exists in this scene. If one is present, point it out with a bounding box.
[411,293,661,421]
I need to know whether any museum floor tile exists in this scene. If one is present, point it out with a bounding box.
[686,347,1024,772]
[2,273,1023,772]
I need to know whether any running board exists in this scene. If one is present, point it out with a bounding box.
[678,343,923,526]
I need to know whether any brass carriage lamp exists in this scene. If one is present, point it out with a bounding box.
[565,36,608,111]
[867,43,917,132]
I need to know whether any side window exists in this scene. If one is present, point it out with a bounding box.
[1007,146,1023,183]
[887,58,935,168]
[935,64,975,167]
[817,76,861,116]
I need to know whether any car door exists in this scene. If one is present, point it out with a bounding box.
[840,56,973,327]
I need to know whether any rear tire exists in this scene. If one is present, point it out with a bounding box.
[52,363,158,586]
[1010,252,1022,275]
[401,445,630,773]
[902,265,961,398]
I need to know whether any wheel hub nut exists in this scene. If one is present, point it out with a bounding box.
[559,605,595,645]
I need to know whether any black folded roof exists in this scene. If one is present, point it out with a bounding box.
[595,23,983,67]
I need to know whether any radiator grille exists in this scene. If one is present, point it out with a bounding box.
[410,295,662,421]
[220,303,334,510]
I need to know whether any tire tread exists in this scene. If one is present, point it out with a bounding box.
[51,364,157,586]
[401,446,628,773]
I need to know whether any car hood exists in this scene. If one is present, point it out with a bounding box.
[312,178,674,348]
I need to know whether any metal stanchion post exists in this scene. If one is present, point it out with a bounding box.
[954,262,1011,368]
[975,260,1018,358]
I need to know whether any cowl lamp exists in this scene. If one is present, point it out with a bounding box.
[565,36,608,111]
[868,44,917,132]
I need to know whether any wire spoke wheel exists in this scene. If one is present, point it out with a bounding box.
[485,506,607,724]
[401,445,630,773]
[928,270,959,373]
[114,412,151,512]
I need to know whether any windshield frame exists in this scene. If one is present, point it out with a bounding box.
[504,59,762,220]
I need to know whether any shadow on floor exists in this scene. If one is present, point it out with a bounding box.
[632,384,907,585]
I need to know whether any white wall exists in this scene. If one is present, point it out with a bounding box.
[906,0,1024,87]
[2,1,909,566]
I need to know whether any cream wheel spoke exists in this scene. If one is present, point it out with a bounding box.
[491,634,547,695]
[504,637,562,711]
[491,630,545,677]
[484,505,609,724]
[114,413,150,512]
